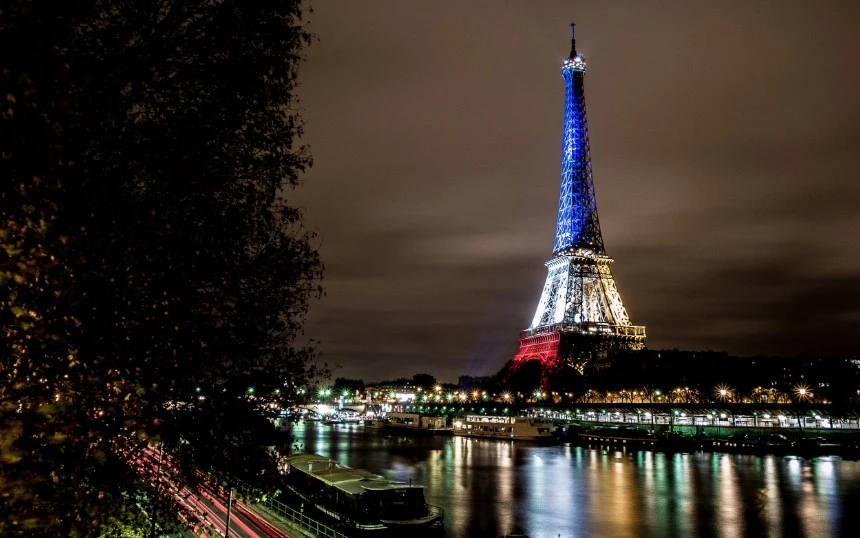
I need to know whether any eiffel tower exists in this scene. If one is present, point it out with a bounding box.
[511,25,645,383]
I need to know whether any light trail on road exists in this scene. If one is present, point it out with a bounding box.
[131,445,291,538]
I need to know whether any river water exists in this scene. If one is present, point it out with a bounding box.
[291,421,860,538]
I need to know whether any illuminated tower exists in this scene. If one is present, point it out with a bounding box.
[511,25,645,381]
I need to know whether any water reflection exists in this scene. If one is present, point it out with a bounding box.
[291,422,860,537]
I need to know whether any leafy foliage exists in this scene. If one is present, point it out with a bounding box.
[1,1,321,534]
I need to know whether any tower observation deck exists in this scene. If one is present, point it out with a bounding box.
[511,25,645,382]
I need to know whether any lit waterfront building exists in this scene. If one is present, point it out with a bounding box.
[511,25,645,383]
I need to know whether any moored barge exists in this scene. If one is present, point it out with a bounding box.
[384,412,449,435]
[280,453,443,536]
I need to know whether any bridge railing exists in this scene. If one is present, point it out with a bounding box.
[261,495,347,538]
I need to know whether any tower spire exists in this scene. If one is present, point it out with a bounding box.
[569,23,576,58]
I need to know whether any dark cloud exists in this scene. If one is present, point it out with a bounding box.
[294,1,860,381]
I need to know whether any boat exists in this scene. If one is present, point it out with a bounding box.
[451,415,554,442]
[303,411,323,422]
[365,417,387,429]
[579,426,658,449]
[383,413,450,435]
[280,453,444,536]
[333,409,362,424]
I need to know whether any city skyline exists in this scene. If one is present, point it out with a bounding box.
[297,1,860,381]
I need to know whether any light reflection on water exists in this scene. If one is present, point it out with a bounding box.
[291,422,860,537]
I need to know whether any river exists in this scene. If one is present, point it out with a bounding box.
[291,421,860,537]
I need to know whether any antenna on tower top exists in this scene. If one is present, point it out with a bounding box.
[569,23,577,58]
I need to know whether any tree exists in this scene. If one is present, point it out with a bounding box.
[411,373,436,388]
[333,378,365,398]
[505,361,543,396]
[1,1,321,534]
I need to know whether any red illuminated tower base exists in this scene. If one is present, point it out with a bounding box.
[512,333,561,367]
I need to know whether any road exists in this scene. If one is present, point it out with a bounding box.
[133,446,292,538]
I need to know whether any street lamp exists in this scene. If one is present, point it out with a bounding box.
[793,384,812,433]
[794,385,812,401]
[715,384,732,402]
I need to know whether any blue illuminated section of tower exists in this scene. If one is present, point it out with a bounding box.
[553,24,604,255]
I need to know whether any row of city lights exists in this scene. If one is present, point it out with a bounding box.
[203,383,817,406]
[303,384,817,404]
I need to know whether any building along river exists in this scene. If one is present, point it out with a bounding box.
[291,420,860,537]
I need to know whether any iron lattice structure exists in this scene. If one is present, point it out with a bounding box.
[511,25,645,381]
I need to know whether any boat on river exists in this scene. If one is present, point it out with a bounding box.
[280,453,444,536]
[326,409,362,425]
[383,412,449,435]
[452,415,554,442]
[579,426,658,449]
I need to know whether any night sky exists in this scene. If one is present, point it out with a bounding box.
[295,1,860,382]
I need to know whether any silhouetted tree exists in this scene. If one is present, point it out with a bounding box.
[1,1,320,534]
[412,373,436,388]
[506,361,543,396]
[333,378,366,397]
